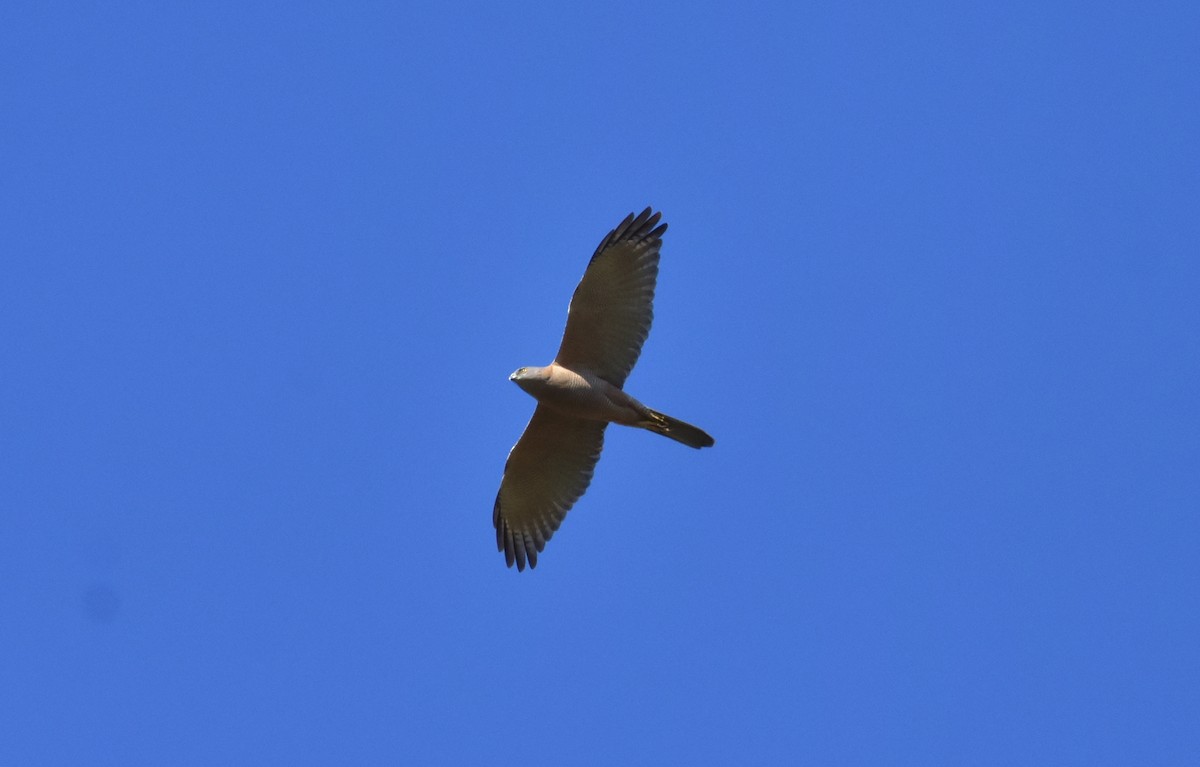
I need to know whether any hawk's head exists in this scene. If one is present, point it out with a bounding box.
[509,365,550,396]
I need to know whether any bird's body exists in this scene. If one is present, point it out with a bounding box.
[494,208,714,571]
[511,364,645,426]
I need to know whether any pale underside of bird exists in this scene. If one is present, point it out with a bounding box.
[493,208,714,571]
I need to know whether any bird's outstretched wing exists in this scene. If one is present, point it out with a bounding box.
[494,406,608,571]
[554,208,665,387]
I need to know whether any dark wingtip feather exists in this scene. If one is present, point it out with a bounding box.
[495,494,522,570]
[590,207,666,262]
[495,510,538,573]
[513,533,527,571]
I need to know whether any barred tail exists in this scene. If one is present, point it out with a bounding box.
[643,409,715,449]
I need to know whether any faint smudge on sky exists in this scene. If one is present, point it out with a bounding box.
[81,584,121,624]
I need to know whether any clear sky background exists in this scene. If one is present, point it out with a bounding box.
[2,2,1198,764]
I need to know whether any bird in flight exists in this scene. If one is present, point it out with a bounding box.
[494,208,714,571]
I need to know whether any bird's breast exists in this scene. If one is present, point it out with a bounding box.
[528,365,630,423]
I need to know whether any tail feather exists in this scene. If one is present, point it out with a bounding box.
[643,409,715,449]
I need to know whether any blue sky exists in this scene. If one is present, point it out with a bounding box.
[2,1,1198,764]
